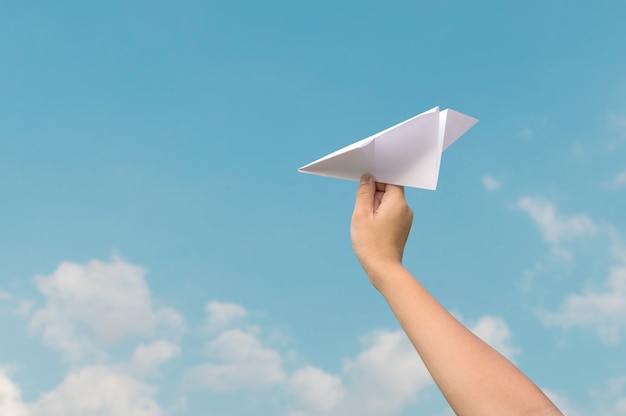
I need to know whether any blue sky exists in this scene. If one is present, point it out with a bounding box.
[1,1,625,415]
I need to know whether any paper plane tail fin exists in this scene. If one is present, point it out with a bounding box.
[441,109,478,151]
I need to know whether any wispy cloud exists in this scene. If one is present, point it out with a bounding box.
[481,175,502,192]
[609,113,626,138]
[605,113,626,149]
[538,264,626,344]
[0,290,33,318]
[590,375,626,415]
[538,231,626,345]
[518,197,597,259]
[571,142,585,156]
[605,170,626,190]
[516,127,533,140]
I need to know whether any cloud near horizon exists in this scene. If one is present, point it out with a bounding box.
[0,256,531,416]
[27,258,183,363]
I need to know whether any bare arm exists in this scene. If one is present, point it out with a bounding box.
[350,174,562,416]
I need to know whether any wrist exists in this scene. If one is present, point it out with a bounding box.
[362,259,408,292]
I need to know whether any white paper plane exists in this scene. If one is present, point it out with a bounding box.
[298,106,478,190]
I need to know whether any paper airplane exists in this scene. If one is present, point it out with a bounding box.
[298,107,478,190]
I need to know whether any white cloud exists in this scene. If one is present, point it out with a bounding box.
[538,263,626,344]
[189,304,434,414]
[337,330,431,415]
[289,317,519,416]
[606,170,626,190]
[28,258,183,362]
[129,340,181,377]
[7,260,523,416]
[518,198,597,245]
[186,303,292,393]
[518,197,597,258]
[189,303,518,416]
[184,327,286,392]
[287,329,432,416]
[2,365,164,416]
[538,229,626,344]
[1,258,187,416]
[481,175,502,192]
[288,366,345,412]
[0,291,34,318]
[205,301,247,332]
[305,316,518,416]
[0,369,29,416]
[30,366,161,416]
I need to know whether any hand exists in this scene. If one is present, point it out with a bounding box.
[350,174,413,288]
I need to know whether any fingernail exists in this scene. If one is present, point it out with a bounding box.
[360,174,371,184]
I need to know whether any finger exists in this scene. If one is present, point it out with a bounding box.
[384,184,406,200]
[374,190,384,212]
[377,184,407,213]
[372,182,388,212]
[354,174,376,216]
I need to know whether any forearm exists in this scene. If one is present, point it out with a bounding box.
[373,263,562,416]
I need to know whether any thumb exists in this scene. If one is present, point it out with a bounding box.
[354,174,376,216]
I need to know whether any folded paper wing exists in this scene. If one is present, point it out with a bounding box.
[298,107,478,190]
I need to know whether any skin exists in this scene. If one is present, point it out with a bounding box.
[350,174,563,416]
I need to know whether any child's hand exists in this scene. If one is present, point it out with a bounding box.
[350,174,413,289]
